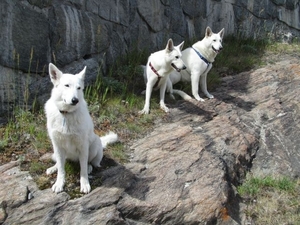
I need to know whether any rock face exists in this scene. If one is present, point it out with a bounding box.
[1,56,300,224]
[0,0,299,118]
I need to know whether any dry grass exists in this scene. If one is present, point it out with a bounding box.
[238,175,300,224]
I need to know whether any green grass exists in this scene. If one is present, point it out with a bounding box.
[238,175,297,197]
[238,175,300,224]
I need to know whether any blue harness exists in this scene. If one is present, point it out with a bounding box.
[192,47,211,67]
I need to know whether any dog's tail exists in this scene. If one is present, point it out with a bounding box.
[172,89,193,100]
[100,131,118,149]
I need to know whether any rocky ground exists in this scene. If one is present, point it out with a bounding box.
[1,55,300,224]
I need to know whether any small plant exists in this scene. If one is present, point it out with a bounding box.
[106,142,128,163]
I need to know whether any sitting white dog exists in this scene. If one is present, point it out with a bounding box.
[45,63,118,194]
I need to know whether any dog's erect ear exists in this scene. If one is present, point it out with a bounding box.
[166,39,174,52]
[49,63,63,84]
[77,66,86,80]
[205,26,213,37]
[178,41,185,51]
[219,28,225,39]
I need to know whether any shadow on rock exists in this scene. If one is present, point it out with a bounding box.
[92,156,155,201]
[215,93,256,112]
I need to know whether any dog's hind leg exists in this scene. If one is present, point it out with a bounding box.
[89,137,103,168]
[46,153,58,174]
[172,89,192,100]
[88,164,93,174]
[166,78,175,100]
[46,164,57,175]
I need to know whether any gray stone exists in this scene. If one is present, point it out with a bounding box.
[0,1,50,71]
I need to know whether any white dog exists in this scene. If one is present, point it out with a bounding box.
[170,26,224,101]
[139,39,186,114]
[45,63,118,194]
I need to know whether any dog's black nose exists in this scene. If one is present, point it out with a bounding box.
[183,65,187,70]
[71,97,79,105]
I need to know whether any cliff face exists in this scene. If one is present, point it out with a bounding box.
[0,0,299,116]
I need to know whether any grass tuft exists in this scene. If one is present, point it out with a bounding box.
[238,175,300,224]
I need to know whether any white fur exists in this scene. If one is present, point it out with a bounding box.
[45,63,118,194]
[143,27,224,102]
[139,39,186,114]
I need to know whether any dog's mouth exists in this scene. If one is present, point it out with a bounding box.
[171,63,185,72]
[212,46,222,54]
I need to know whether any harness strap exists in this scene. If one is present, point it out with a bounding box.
[149,62,161,88]
[192,47,211,67]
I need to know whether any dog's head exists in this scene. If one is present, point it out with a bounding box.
[49,63,86,113]
[204,26,225,54]
[165,39,186,72]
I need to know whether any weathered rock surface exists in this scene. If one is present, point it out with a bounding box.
[1,56,300,224]
[0,0,299,118]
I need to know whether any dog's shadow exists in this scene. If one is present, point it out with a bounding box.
[91,156,155,201]
[168,91,255,122]
[168,98,216,124]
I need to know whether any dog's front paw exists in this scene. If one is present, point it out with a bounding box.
[139,109,149,114]
[80,178,91,193]
[160,104,169,113]
[52,179,64,193]
[195,96,205,102]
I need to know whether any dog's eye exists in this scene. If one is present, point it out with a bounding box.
[65,84,69,87]
[175,56,179,59]
[77,87,81,90]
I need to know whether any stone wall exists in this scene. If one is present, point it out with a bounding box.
[0,0,299,118]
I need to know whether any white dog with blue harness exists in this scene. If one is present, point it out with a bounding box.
[169,26,225,101]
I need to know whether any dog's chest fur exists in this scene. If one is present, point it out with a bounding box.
[48,112,93,160]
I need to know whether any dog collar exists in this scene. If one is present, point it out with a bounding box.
[192,47,211,67]
[59,110,69,114]
[149,62,161,88]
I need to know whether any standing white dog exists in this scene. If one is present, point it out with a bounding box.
[139,39,186,114]
[170,26,225,101]
[45,63,118,194]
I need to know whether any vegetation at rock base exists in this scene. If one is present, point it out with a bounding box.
[238,174,300,224]
[1,38,300,210]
